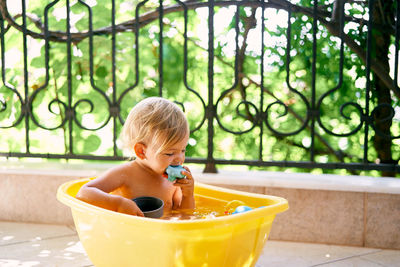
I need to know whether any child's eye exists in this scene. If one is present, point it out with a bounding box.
[165,153,174,156]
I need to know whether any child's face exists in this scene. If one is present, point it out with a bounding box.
[145,133,189,176]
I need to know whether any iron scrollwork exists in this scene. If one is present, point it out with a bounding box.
[0,0,398,173]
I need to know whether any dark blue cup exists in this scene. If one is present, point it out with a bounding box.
[133,196,164,218]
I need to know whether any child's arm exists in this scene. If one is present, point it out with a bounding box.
[76,167,144,217]
[173,166,195,209]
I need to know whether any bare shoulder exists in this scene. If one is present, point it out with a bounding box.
[104,161,135,176]
[84,161,136,192]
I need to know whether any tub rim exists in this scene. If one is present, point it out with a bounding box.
[57,178,289,228]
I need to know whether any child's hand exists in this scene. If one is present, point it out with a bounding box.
[117,197,145,217]
[174,166,194,197]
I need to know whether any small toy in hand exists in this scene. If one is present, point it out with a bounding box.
[165,165,186,182]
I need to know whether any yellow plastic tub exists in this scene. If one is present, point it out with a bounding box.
[57,178,288,267]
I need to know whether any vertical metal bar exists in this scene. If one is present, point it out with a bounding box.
[394,0,400,91]
[310,0,318,162]
[234,7,239,88]
[204,0,217,173]
[86,1,110,105]
[88,4,94,92]
[159,0,164,96]
[43,5,50,95]
[111,0,117,155]
[338,0,345,86]
[0,10,4,81]
[364,0,375,162]
[259,0,265,161]
[0,11,5,124]
[134,3,140,92]
[66,0,73,155]
[117,0,143,122]
[22,0,30,153]
[182,2,188,87]
[286,6,292,88]
[176,0,207,134]
[111,0,116,103]
[0,7,5,85]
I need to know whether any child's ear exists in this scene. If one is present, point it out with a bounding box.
[134,143,147,160]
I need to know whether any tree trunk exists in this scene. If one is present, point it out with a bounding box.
[371,0,397,176]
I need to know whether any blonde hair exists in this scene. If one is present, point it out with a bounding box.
[121,97,189,156]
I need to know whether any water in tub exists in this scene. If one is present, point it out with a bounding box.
[161,196,250,220]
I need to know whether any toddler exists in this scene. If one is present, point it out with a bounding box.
[76,97,195,217]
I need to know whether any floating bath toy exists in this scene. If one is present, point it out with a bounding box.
[232,205,252,214]
[224,200,245,214]
[165,165,186,182]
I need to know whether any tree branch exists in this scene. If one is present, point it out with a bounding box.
[0,0,398,98]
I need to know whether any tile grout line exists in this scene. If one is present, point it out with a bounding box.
[0,233,78,247]
[360,256,389,267]
[309,249,385,267]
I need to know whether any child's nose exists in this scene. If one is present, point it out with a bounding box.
[173,152,185,165]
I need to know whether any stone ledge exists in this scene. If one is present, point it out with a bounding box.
[1,162,399,249]
[196,169,400,194]
[3,161,399,194]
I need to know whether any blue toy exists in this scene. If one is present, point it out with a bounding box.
[232,205,252,214]
[165,165,186,182]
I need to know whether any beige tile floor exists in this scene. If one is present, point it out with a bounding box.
[1,221,399,267]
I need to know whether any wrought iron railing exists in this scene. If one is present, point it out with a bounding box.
[0,0,399,174]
